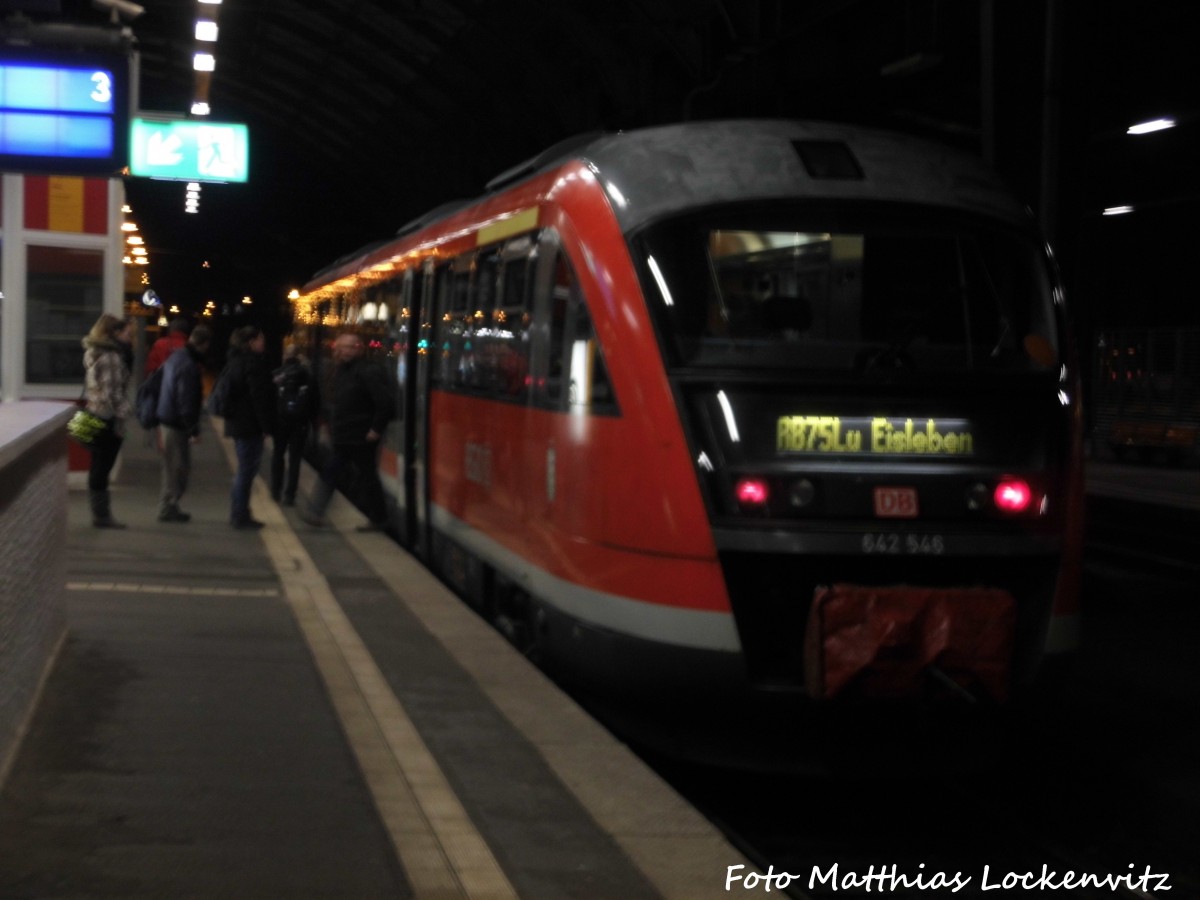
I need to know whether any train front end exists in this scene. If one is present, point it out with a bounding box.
[596,122,1082,707]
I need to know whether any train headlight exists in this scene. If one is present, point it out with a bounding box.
[735,478,770,509]
[993,478,1033,514]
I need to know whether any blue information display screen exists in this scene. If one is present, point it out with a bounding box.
[0,52,129,174]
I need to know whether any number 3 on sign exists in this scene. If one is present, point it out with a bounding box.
[91,71,112,104]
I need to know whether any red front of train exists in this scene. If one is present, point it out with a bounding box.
[302,122,1084,733]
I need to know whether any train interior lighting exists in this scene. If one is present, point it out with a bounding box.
[193,52,215,72]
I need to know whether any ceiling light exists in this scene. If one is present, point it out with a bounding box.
[195,20,218,41]
[1103,205,1134,216]
[193,53,216,72]
[198,0,222,4]
[1127,117,1175,135]
[120,222,138,231]
[126,235,144,245]
[191,101,211,116]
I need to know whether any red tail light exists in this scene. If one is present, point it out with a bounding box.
[994,478,1032,514]
[735,478,769,507]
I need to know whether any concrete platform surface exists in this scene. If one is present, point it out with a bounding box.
[0,421,750,899]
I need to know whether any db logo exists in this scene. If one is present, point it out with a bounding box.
[874,486,918,518]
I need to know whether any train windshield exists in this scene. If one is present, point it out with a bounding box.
[636,204,1059,373]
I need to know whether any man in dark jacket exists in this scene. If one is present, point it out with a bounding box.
[270,342,317,506]
[300,331,392,531]
[222,325,277,529]
[155,325,212,522]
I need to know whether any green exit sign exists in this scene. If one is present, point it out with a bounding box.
[129,117,249,182]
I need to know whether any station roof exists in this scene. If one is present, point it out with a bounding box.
[5,0,1198,327]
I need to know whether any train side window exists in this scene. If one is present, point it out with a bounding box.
[537,244,617,415]
[389,270,415,427]
[431,257,472,387]
[460,246,501,393]
[484,236,535,402]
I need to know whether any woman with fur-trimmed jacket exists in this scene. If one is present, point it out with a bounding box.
[82,313,134,528]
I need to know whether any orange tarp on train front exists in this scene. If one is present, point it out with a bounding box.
[804,584,1016,702]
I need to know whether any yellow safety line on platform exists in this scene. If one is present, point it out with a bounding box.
[216,438,517,900]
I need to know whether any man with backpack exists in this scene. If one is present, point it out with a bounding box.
[270,342,316,506]
[154,325,212,523]
[145,317,192,376]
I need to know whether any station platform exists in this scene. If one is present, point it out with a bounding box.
[0,423,750,899]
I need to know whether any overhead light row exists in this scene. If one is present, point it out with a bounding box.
[191,0,222,116]
[120,205,150,266]
[186,182,201,214]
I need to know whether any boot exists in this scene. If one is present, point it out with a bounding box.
[89,490,127,529]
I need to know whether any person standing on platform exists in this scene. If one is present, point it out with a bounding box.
[82,313,134,529]
[145,317,191,376]
[299,332,391,532]
[270,342,317,506]
[221,325,276,530]
[154,325,212,523]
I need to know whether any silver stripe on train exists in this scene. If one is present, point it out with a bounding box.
[429,504,742,653]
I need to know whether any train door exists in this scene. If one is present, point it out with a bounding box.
[410,258,436,559]
[395,268,421,547]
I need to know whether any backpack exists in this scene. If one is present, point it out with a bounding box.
[206,364,234,418]
[275,365,311,422]
[135,366,164,429]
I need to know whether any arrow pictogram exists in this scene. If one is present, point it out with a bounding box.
[147,130,184,166]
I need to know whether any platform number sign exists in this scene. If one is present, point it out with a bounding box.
[0,53,130,174]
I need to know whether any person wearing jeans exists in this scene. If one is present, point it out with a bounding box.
[218,325,276,529]
[155,325,212,522]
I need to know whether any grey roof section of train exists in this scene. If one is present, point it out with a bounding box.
[313,119,1034,285]
[575,120,1035,234]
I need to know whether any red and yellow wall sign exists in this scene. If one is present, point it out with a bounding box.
[23,176,109,234]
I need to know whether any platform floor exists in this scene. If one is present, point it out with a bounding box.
[0,425,749,899]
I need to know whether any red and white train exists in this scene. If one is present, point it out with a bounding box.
[296,120,1083,739]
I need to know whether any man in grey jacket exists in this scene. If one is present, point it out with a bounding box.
[155,325,212,522]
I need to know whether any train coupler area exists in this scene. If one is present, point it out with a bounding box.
[803,583,1017,703]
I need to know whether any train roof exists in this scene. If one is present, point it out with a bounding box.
[571,120,1034,234]
[304,120,1034,291]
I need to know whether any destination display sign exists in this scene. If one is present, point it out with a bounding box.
[777,415,975,456]
[0,54,129,173]
[129,117,249,183]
